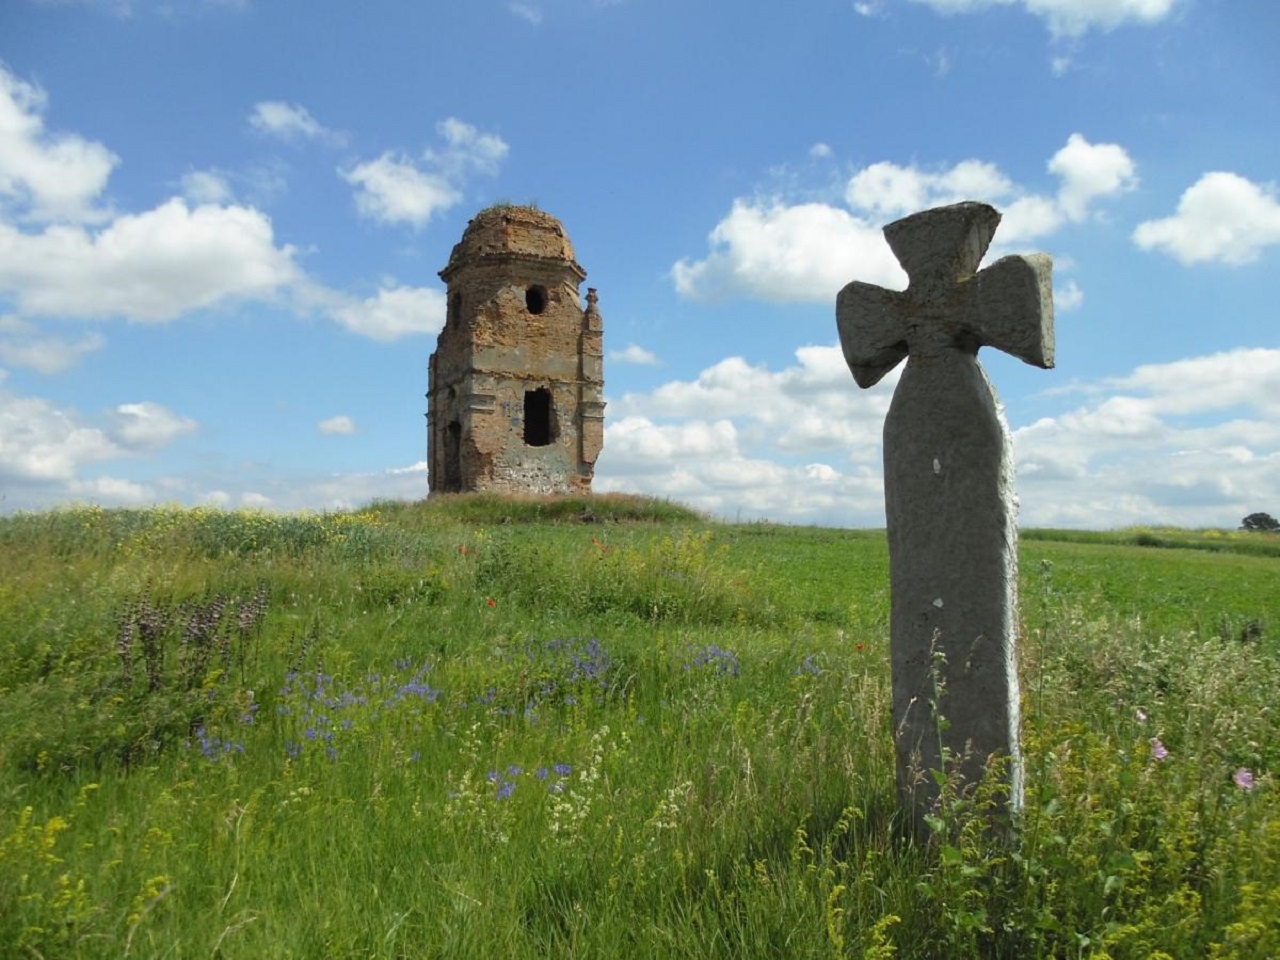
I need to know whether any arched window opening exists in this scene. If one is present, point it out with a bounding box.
[525,285,547,315]
[443,420,463,491]
[523,388,555,447]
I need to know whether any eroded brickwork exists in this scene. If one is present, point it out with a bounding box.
[427,206,605,495]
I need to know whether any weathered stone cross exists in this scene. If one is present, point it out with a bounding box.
[836,201,1054,831]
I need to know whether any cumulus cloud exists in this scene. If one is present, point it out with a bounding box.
[908,0,1179,38]
[1001,347,1280,526]
[608,343,659,365]
[0,318,105,373]
[1055,278,1084,311]
[340,119,507,229]
[0,392,122,482]
[66,475,155,505]
[331,285,447,340]
[108,401,197,449]
[0,198,300,321]
[672,201,905,303]
[249,101,346,145]
[318,415,356,435]
[1133,172,1280,266]
[340,154,458,229]
[597,341,1280,529]
[674,134,1134,303]
[0,384,197,507]
[180,169,233,205]
[0,65,118,222]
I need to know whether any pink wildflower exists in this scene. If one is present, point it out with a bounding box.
[1149,737,1169,761]
[1233,768,1255,791]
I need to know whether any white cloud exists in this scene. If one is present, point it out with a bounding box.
[672,201,906,303]
[675,134,1134,303]
[0,333,105,373]
[809,142,833,159]
[318,414,356,435]
[1048,133,1137,221]
[908,0,1179,38]
[66,475,155,505]
[0,392,122,481]
[331,285,447,340]
[596,345,894,523]
[181,169,233,205]
[845,158,1017,220]
[0,198,299,321]
[1012,348,1280,526]
[341,119,507,229]
[109,401,197,449]
[1133,172,1280,266]
[0,65,118,222]
[509,2,543,22]
[249,101,345,145]
[1104,348,1280,416]
[0,384,197,506]
[1055,278,1083,311]
[340,153,458,229]
[597,341,1280,530]
[609,343,659,365]
[0,318,105,373]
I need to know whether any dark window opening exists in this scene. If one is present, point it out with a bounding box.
[443,421,463,491]
[448,293,461,326]
[523,388,554,447]
[525,285,547,315]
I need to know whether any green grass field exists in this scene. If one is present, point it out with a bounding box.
[2,496,1276,958]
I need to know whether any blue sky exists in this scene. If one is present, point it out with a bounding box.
[1,0,1277,527]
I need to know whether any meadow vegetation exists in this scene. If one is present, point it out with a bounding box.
[1,495,1277,958]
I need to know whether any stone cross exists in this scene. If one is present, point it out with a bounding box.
[836,201,1053,831]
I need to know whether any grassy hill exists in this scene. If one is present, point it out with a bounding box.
[2,496,1277,958]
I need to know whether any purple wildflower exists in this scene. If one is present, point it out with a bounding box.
[1234,768,1255,791]
[496,780,516,800]
[554,762,572,776]
[1150,737,1169,761]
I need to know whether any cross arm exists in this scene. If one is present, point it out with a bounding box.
[970,253,1055,370]
[837,280,908,388]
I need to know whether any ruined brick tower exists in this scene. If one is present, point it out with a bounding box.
[427,205,605,495]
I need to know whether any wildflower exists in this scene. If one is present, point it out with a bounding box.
[1234,768,1255,791]
[684,644,740,677]
[1136,708,1148,723]
[554,762,573,776]
[507,764,524,777]
[496,780,516,801]
[534,766,549,780]
[486,770,501,783]
[855,643,866,652]
[1149,737,1169,761]
[486,598,496,608]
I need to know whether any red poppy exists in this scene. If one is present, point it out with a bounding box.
[486,598,496,608]
[855,643,866,652]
